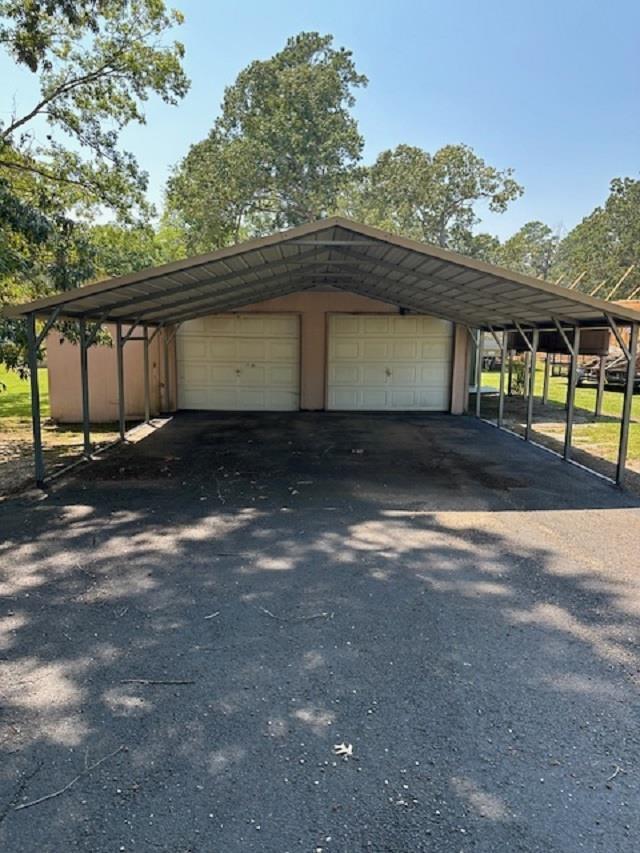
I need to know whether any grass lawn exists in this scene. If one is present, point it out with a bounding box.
[0,366,49,423]
[0,366,118,495]
[481,365,640,484]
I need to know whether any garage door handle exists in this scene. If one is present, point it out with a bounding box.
[385,367,392,377]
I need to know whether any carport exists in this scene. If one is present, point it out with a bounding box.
[6,216,640,488]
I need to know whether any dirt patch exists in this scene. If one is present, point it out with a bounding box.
[0,420,119,497]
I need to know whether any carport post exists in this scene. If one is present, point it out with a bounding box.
[523,351,531,400]
[563,325,581,461]
[79,318,92,458]
[116,321,126,440]
[162,327,170,413]
[143,324,150,423]
[498,333,507,427]
[475,330,483,418]
[26,313,45,488]
[542,355,551,405]
[525,329,539,441]
[507,350,514,396]
[616,322,639,486]
[595,355,606,417]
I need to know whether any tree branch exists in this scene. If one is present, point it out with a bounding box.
[0,158,97,193]
[1,62,121,141]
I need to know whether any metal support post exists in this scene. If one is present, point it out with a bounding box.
[162,327,171,412]
[616,323,638,486]
[523,351,531,400]
[79,318,92,457]
[542,355,551,404]
[475,330,483,418]
[595,355,606,417]
[564,326,581,461]
[507,350,514,396]
[116,321,126,440]
[525,329,539,441]
[26,314,45,487]
[143,324,150,423]
[498,333,507,428]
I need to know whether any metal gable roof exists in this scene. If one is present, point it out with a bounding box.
[7,217,640,330]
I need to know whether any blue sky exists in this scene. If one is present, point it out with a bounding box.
[3,0,639,239]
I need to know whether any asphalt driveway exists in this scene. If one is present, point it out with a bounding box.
[1,412,640,852]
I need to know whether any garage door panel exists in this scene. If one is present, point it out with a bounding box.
[363,317,391,335]
[207,338,238,359]
[269,365,298,385]
[362,340,390,359]
[389,366,418,385]
[269,340,299,361]
[180,338,207,360]
[236,338,267,360]
[420,340,451,360]
[327,314,452,412]
[420,363,451,383]
[330,365,360,384]
[333,315,360,336]
[209,364,239,385]
[392,340,418,359]
[178,314,299,411]
[332,340,359,360]
[203,316,236,334]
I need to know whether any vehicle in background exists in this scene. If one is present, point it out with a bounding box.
[605,352,640,391]
[577,353,640,390]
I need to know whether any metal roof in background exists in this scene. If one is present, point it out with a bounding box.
[7,217,640,330]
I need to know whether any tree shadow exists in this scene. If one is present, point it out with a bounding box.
[1,412,639,851]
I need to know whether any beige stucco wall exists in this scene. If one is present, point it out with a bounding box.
[47,290,469,420]
[47,324,176,423]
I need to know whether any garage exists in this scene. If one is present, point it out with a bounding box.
[177,313,300,411]
[327,314,453,410]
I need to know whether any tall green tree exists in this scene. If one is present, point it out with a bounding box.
[554,177,640,297]
[339,143,523,251]
[499,220,559,279]
[0,0,189,371]
[166,32,367,252]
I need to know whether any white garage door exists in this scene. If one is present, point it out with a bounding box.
[177,314,299,411]
[327,314,453,411]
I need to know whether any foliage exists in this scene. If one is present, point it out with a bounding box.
[0,0,189,372]
[166,32,367,253]
[454,231,503,264]
[554,178,640,298]
[88,221,186,278]
[338,143,523,250]
[500,221,560,279]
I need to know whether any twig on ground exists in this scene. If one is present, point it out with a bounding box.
[607,765,627,782]
[204,611,220,619]
[257,606,334,623]
[14,746,125,812]
[120,679,195,685]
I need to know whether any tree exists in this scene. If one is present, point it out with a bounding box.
[0,0,189,371]
[554,178,640,297]
[339,143,522,251]
[87,221,187,279]
[499,221,559,279]
[166,32,367,253]
[454,231,503,264]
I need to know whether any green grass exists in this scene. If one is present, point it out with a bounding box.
[480,365,640,476]
[482,367,640,422]
[0,367,49,421]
